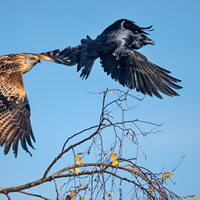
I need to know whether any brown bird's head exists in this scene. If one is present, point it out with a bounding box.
[23,54,41,73]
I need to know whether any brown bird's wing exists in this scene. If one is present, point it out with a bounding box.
[39,46,79,66]
[0,54,25,72]
[0,70,34,157]
[100,48,182,99]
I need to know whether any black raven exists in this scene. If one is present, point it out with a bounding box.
[48,19,182,99]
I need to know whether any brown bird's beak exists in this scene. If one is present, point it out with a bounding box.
[34,57,41,63]
[36,54,55,62]
[144,37,155,45]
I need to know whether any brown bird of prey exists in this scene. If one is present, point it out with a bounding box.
[0,48,78,157]
[57,19,182,99]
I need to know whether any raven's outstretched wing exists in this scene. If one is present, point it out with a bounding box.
[100,48,182,99]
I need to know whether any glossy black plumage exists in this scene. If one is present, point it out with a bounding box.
[59,19,182,98]
[41,46,79,66]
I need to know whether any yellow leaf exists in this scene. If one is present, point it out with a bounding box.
[108,192,113,197]
[112,159,119,166]
[110,90,114,94]
[79,194,84,200]
[187,194,196,198]
[77,159,84,165]
[75,168,80,173]
[168,172,173,178]
[133,166,136,172]
[149,189,154,192]
[110,153,117,160]
[76,155,81,161]
[162,173,167,179]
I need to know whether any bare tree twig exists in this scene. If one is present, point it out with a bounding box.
[4,193,11,200]
[19,191,50,200]
[0,89,184,200]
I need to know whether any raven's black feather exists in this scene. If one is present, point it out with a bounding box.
[59,19,182,98]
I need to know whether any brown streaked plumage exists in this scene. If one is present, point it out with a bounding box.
[0,49,77,157]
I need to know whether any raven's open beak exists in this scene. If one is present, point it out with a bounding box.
[144,38,155,45]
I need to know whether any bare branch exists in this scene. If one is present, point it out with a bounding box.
[4,193,11,200]
[19,191,51,200]
[0,89,184,200]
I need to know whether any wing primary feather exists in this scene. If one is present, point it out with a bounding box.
[20,136,32,157]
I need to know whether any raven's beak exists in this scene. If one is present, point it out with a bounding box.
[144,38,155,45]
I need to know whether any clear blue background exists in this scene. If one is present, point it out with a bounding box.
[0,0,199,199]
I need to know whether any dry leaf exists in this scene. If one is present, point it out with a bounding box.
[168,172,173,178]
[75,168,80,174]
[77,159,84,165]
[76,155,81,162]
[149,189,154,192]
[186,194,196,198]
[162,173,167,179]
[110,153,117,160]
[108,192,113,197]
[112,159,119,166]
[79,194,84,200]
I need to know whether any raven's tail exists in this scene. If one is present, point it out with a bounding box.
[41,46,79,66]
[76,35,97,79]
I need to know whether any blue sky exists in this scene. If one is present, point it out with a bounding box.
[0,0,200,199]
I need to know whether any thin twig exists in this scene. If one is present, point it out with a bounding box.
[19,191,50,200]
